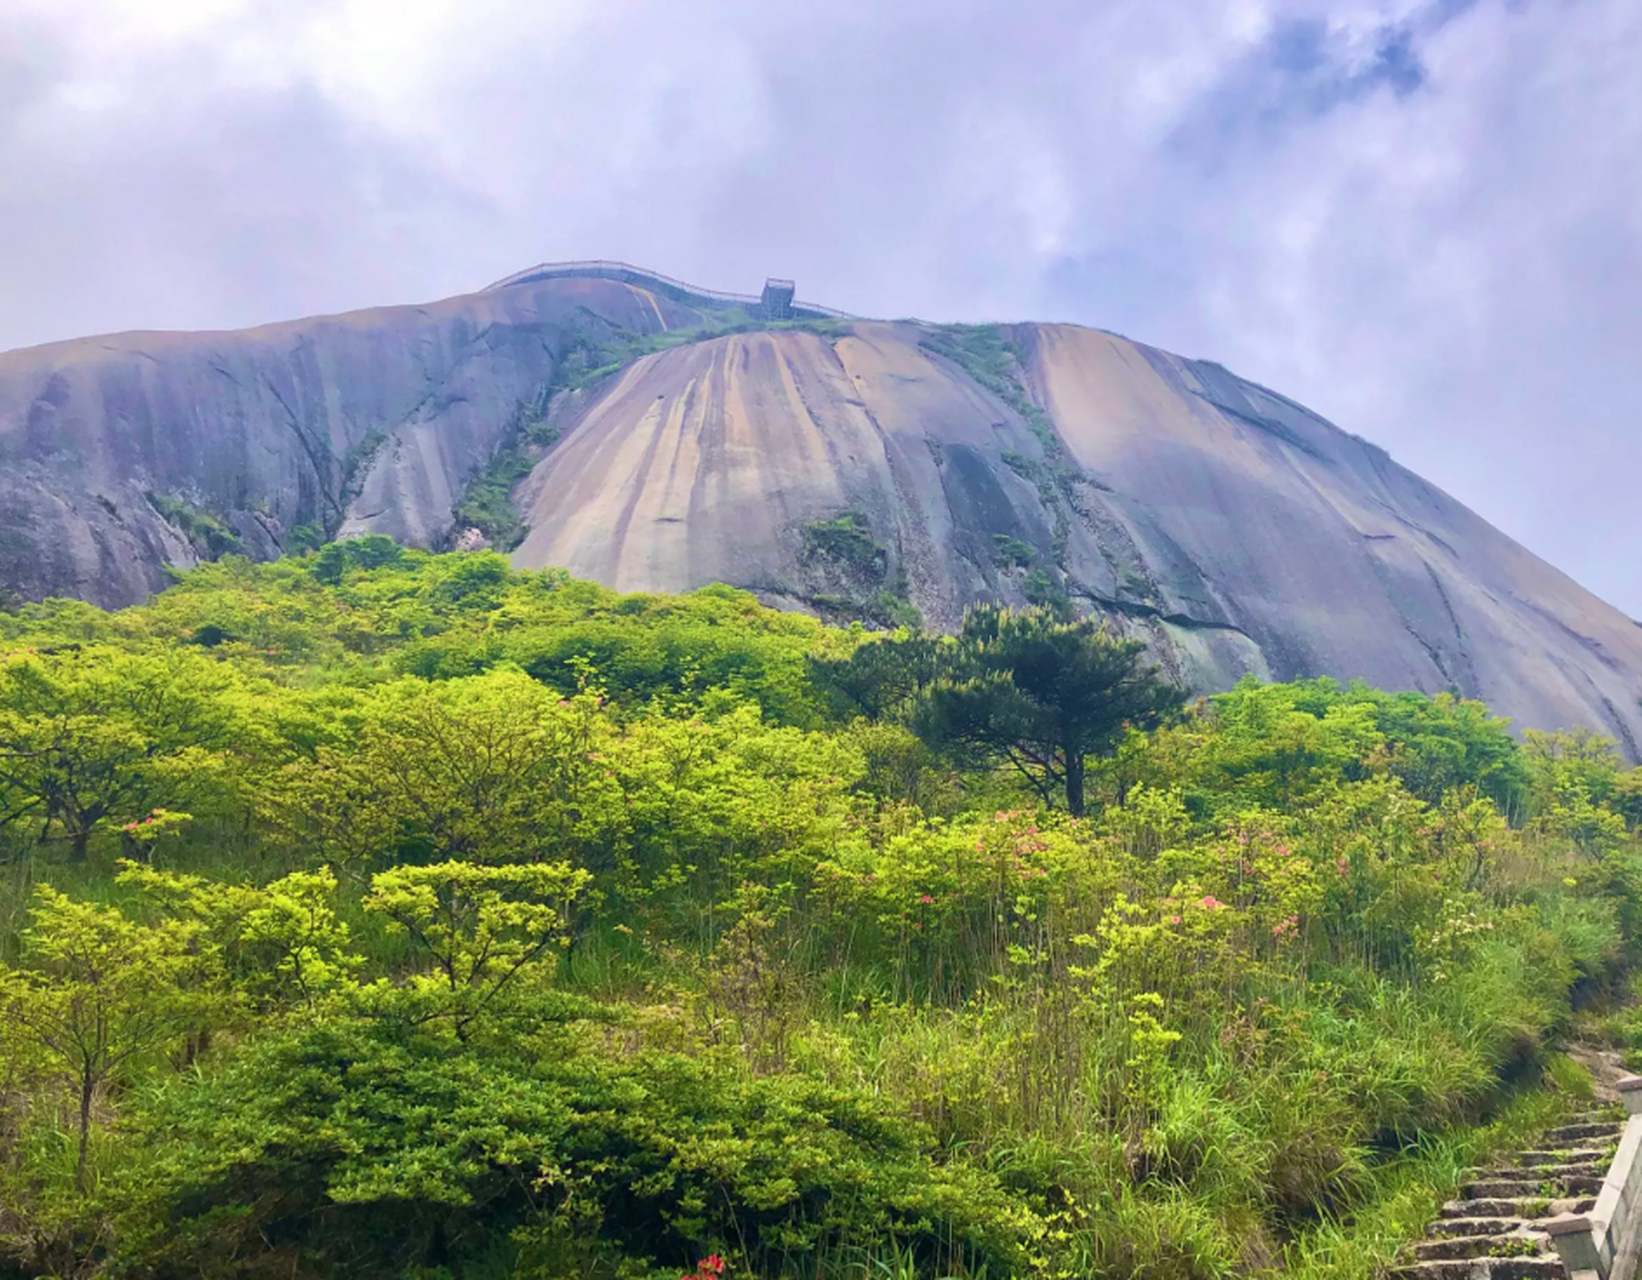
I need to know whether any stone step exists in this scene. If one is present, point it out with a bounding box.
[1439,1197,1596,1227]
[1463,1175,1603,1199]
[1393,1261,1487,1280]
[1392,1257,1564,1280]
[1462,1181,1544,1199]
[1414,1234,1548,1261]
[1428,1219,1527,1239]
[1442,1198,1533,1218]
[1543,1122,1621,1144]
[1488,1259,1572,1280]
[1525,1198,1598,1224]
[1474,1160,1605,1179]
[1441,1196,1595,1219]
[1513,1149,1610,1164]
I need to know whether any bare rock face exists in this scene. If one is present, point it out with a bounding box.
[510,315,1642,752]
[0,277,710,606]
[1019,324,1642,754]
[1,267,1639,749]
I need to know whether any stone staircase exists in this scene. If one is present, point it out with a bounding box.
[1392,1109,1627,1280]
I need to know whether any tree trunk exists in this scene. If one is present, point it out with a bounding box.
[1065,750,1086,818]
[69,828,90,863]
[76,1065,94,1192]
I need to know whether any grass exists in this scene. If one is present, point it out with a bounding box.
[1283,1083,1574,1280]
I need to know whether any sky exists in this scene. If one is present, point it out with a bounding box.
[2,0,1639,615]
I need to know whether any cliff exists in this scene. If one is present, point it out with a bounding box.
[2,265,1638,749]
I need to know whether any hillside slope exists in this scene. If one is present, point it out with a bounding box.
[1,266,1638,747]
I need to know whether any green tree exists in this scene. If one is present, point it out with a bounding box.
[363,859,591,1037]
[118,861,360,1014]
[1198,678,1384,808]
[914,606,1184,815]
[0,888,209,1188]
[0,647,243,861]
[258,672,623,875]
[113,1017,1036,1280]
[809,632,948,719]
[1615,768,1642,831]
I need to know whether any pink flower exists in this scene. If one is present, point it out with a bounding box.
[1201,895,1224,910]
[918,894,935,905]
[1167,914,1182,925]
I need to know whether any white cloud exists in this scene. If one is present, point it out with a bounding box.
[1,0,1638,613]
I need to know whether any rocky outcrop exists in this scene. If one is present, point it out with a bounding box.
[0,276,722,606]
[2,266,1639,749]
[1019,324,1642,757]
[509,313,1642,750]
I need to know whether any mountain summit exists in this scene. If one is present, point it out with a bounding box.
[1,262,1637,749]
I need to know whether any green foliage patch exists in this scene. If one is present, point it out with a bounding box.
[992,534,1038,568]
[802,510,887,579]
[919,326,1078,579]
[0,552,1638,1279]
[143,492,243,560]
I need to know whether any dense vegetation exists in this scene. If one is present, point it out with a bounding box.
[1,540,1640,1280]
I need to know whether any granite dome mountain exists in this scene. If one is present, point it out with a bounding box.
[1,261,1637,751]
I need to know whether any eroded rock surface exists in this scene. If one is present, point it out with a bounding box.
[512,316,1642,750]
[0,276,713,605]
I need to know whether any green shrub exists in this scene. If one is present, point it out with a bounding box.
[114,1016,1040,1280]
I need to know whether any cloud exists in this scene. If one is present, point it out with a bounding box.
[1,0,1638,616]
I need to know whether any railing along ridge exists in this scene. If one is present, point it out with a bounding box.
[482,260,856,320]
